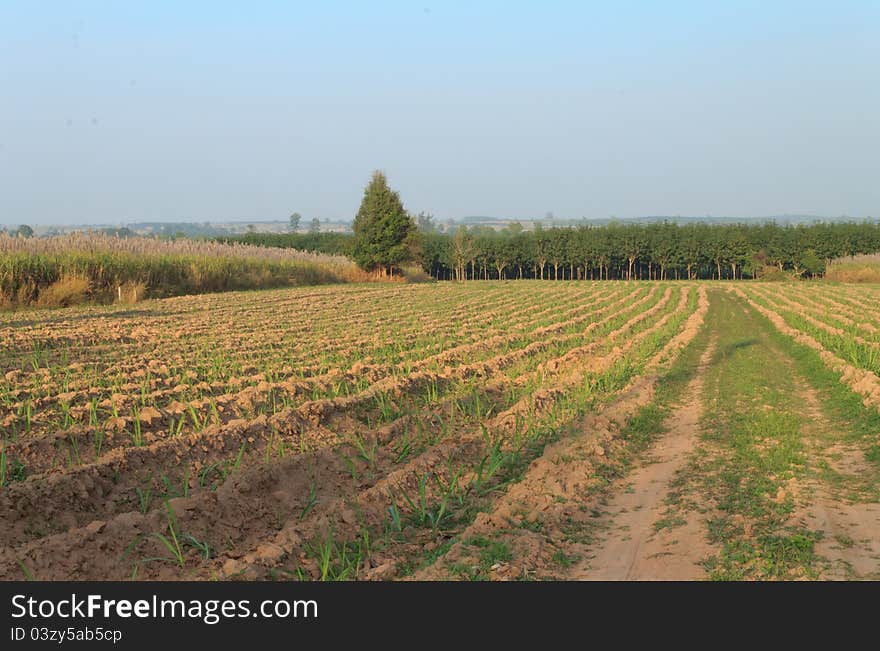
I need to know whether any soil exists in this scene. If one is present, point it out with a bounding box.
[569,340,717,580]
[3,282,880,581]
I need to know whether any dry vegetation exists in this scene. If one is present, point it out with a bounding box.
[825,254,880,283]
[0,232,368,308]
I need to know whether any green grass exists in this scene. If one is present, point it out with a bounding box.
[755,303,880,503]
[0,449,27,487]
[448,538,514,580]
[689,290,821,580]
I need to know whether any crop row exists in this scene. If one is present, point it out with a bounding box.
[733,286,880,413]
[0,282,700,580]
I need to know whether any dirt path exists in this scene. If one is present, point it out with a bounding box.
[569,287,880,581]
[412,286,880,581]
[570,341,716,580]
[802,491,880,579]
[791,377,880,579]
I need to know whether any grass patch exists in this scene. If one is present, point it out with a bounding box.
[693,291,822,579]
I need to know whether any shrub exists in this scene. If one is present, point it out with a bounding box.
[117,281,148,304]
[399,265,433,283]
[756,265,796,282]
[36,274,91,308]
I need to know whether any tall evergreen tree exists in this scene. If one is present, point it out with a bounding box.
[352,171,417,276]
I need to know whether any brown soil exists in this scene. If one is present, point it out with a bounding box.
[7,282,878,582]
[568,340,717,580]
[803,496,880,579]
[0,283,698,580]
[788,375,880,580]
[413,287,709,580]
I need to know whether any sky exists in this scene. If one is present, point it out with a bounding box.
[0,1,878,226]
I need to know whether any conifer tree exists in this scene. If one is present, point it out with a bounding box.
[352,171,416,277]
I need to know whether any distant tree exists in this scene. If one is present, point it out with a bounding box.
[351,171,417,277]
[797,248,825,277]
[533,226,549,279]
[547,228,569,280]
[651,222,679,280]
[415,212,437,233]
[246,224,256,234]
[594,228,613,280]
[473,232,495,280]
[727,228,750,279]
[493,237,513,279]
[309,218,321,233]
[621,225,645,280]
[289,213,302,233]
[101,227,133,238]
[16,224,34,239]
[450,227,474,281]
[418,232,451,279]
[705,227,728,280]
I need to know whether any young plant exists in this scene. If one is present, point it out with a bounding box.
[299,480,318,521]
[0,450,26,487]
[152,501,186,569]
[135,484,153,514]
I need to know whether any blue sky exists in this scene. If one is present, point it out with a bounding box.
[1,1,878,225]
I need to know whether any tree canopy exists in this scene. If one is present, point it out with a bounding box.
[223,219,880,282]
[351,171,417,276]
[413,221,880,281]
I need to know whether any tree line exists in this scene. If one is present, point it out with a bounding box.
[419,221,880,281]
[220,171,880,281]
[229,219,880,281]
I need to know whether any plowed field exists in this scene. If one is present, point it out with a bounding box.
[3,281,879,581]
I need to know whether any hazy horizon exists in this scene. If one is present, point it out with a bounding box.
[9,213,873,231]
[2,2,878,227]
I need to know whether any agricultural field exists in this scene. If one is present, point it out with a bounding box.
[1,281,879,581]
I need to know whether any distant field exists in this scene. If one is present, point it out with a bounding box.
[1,281,879,581]
[0,232,366,308]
